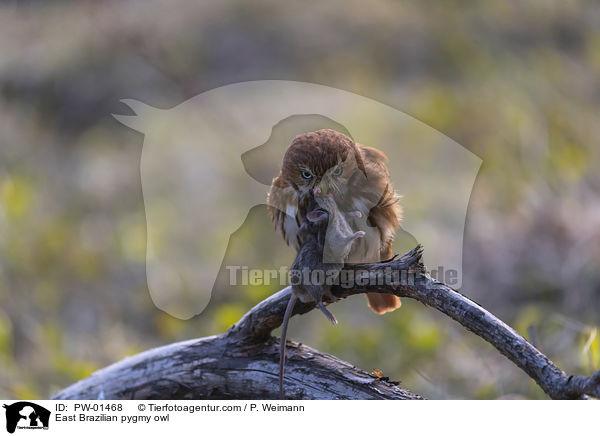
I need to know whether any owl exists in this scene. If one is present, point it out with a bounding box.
[267,129,402,314]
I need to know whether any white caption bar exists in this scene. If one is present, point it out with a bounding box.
[0,400,596,436]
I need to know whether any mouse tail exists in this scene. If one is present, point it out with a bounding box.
[280,293,297,399]
[317,302,338,325]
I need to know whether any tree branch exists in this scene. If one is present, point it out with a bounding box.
[52,245,598,400]
[51,334,421,400]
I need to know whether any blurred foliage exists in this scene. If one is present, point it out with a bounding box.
[1,0,600,399]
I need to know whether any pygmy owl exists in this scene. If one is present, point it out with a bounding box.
[267,129,402,314]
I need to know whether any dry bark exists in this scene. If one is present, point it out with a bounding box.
[51,333,420,400]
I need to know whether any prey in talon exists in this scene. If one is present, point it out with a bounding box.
[293,194,365,323]
[279,195,365,398]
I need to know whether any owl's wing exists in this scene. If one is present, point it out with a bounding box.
[353,145,404,314]
[358,144,403,251]
[267,175,302,251]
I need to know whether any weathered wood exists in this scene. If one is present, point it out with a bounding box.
[52,245,600,400]
[51,334,421,400]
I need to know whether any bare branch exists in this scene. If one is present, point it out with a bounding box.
[52,245,597,400]
[51,334,421,400]
[229,244,599,399]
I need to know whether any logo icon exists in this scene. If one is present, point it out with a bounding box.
[3,402,50,434]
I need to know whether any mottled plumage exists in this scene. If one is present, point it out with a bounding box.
[268,129,402,314]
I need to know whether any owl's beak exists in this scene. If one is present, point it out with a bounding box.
[314,180,329,196]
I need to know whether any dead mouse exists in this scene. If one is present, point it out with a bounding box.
[279,195,365,398]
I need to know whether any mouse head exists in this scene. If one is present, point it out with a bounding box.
[297,209,329,243]
[306,209,329,225]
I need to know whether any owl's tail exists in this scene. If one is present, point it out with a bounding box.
[366,241,403,314]
[366,293,402,314]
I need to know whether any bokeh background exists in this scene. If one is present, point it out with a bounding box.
[1,0,600,399]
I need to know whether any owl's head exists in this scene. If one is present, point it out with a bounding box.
[281,129,366,201]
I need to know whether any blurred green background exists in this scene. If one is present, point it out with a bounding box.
[1,0,599,399]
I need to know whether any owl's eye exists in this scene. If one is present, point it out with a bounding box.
[301,170,313,180]
[332,166,343,177]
